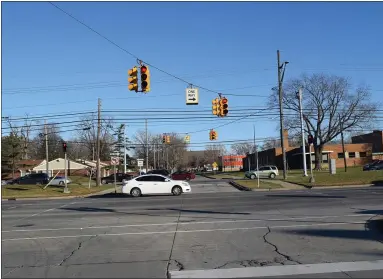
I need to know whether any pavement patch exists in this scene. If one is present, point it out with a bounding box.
[168,259,383,278]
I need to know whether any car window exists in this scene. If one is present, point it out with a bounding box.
[259,167,267,171]
[151,175,166,182]
[136,176,152,182]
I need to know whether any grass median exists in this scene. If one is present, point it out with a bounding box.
[235,179,282,190]
[208,171,245,179]
[2,184,115,199]
[284,167,383,187]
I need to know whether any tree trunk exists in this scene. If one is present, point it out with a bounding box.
[314,144,324,170]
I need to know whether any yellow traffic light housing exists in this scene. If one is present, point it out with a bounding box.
[162,135,166,144]
[212,98,220,116]
[219,97,228,117]
[128,67,138,91]
[212,131,217,140]
[141,65,151,93]
[166,135,171,144]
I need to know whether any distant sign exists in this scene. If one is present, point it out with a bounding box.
[184,135,190,143]
[137,159,144,167]
[111,157,119,166]
[186,88,199,105]
[212,162,218,168]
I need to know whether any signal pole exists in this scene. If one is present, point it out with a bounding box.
[339,114,347,172]
[277,50,288,180]
[44,120,49,178]
[145,119,149,172]
[96,98,101,186]
[297,88,308,176]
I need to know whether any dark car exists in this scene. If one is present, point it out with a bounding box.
[171,171,196,181]
[367,161,383,171]
[10,173,49,185]
[101,173,134,184]
[363,160,383,171]
[146,169,170,177]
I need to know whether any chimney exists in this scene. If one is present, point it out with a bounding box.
[283,129,289,149]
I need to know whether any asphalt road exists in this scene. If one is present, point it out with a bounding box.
[2,185,383,278]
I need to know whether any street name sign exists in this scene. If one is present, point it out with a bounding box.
[186,88,199,105]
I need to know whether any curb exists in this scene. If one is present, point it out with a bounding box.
[199,174,216,179]
[2,187,120,202]
[229,180,252,191]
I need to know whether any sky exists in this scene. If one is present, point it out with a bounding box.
[2,1,383,152]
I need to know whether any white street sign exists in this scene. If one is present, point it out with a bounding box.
[111,157,119,166]
[137,159,144,167]
[186,88,199,105]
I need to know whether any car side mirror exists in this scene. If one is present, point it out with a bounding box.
[165,179,171,182]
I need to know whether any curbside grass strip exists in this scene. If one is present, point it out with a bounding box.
[229,180,252,191]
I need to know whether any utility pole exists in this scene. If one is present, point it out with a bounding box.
[253,124,259,188]
[145,119,149,172]
[63,147,70,193]
[277,50,288,180]
[44,120,49,178]
[123,124,127,174]
[96,98,101,186]
[153,142,156,170]
[297,88,308,176]
[339,114,347,172]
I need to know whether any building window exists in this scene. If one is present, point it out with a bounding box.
[349,152,356,158]
[359,152,367,158]
[338,153,344,159]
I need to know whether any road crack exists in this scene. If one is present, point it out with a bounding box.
[58,235,97,266]
[3,266,23,277]
[263,226,302,265]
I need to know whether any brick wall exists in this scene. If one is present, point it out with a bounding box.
[352,130,383,153]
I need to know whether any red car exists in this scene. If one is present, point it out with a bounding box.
[171,171,196,181]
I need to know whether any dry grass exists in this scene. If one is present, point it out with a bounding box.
[2,184,114,199]
[284,167,383,186]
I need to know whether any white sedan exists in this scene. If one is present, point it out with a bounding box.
[122,174,191,197]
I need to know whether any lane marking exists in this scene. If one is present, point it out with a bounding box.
[1,213,373,233]
[169,259,383,278]
[1,221,366,241]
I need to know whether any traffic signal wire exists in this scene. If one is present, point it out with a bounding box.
[48,2,271,98]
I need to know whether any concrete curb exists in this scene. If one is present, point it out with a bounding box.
[199,174,216,179]
[2,186,120,202]
[228,180,252,191]
[302,184,375,190]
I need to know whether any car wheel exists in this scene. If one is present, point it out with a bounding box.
[130,187,141,197]
[270,173,276,179]
[250,174,256,180]
[59,181,64,185]
[172,186,182,196]
[101,180,107,185]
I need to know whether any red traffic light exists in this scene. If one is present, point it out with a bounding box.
[221,98,228,104]
[141,66,147,73]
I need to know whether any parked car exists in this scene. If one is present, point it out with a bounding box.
[49,176,72,186]
[101,173,134,184]
[245,166,279,179]
[9,173,49,185]
[363,160,383,171]
[171,170,196,181]
[122,174,191,197]
[146,169,170,177]
[364,160,383,171]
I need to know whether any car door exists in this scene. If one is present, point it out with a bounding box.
[258,167,268,178]
[134,176,153,194]
[172,171,180,180]
[149,175,172,194]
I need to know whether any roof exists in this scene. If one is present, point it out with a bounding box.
[17,160,44,166]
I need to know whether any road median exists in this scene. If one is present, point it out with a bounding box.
[229,179,283,191]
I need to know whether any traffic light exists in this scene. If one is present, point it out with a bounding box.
[62,142,67,153]
[219,97,228,117]
[212,98,220,116]
[212,131,217,140]
[308,134,314,145]
[166,135,171,144]
[140,65,151,93]
[209,130,212,140]
[162,135,166,144]
[128,66,138,91]
[184,135,190,143]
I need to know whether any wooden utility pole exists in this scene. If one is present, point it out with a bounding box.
[96,98,101,186]
[339,114,347,172]
[277,50,288,180]
[44,120,49,178]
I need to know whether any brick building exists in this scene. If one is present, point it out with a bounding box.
[243,130,375,171]
[219,155,246,171]
[352,130,383,160]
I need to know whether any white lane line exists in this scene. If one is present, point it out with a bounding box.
[169,259,383,278]
[10,201,77,223]
[1,213,373,233]
[1,221,366,241]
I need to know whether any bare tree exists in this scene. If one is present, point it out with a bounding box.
[231,142,257,155]
[204,144,227,164]
[31,124,64,160]
[76,114,115,161]
[270,73,377,169]
[261,138,281,150]
[6,115,36,159]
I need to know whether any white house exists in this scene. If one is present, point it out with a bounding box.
[33,158,93,177]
